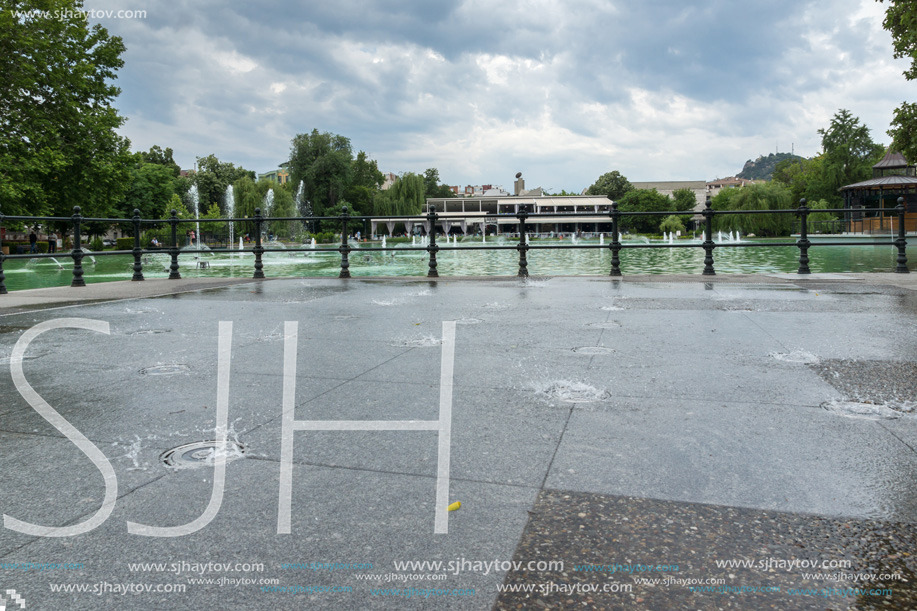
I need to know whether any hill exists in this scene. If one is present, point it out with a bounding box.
[737,152,803,180]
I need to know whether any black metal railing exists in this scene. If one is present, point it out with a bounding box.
[0,198,910,294]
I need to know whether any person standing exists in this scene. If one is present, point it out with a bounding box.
[48,232,57,253]
[29,229,38,253]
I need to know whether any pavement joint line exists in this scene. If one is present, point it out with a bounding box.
[0,472,170,560]
[539,405,576,492]
[877,422,917,456]
[244,454,542,490]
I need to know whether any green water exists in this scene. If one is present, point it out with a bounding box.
[1,238,912,291]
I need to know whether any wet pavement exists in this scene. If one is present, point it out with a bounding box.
[0,273,915,610]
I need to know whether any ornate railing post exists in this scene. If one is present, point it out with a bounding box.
[131,208,144,281]
[0,205,7,294]
[896,197,909,273]
[339,205,351,279]
[168,209,181,279]
[609,201,622,277]
[516,205,529,277]
[796,198,811,275]
[702,196,716,276]
[253,208,265,279]
[71,206,86,287]
[427,206,439,278]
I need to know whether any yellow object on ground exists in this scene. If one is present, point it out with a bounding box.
[448,501,461,512]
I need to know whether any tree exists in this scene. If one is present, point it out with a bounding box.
[344,151,384,217]
[142,145,181,177]
[711,182,795,237]
[423,168,455,198]
[289,129,354,220]
[879,1,917,161]
[818,109,884,191]
[879,0,917,81]
[616,189,671,233]
[0,0,132,217]
[119,156,176,223]
[659,215,685,234]
[193,154,254,214]
[586,171,633,200]
[772,155,837,204]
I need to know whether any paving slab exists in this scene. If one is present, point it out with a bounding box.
[0,275,915,610]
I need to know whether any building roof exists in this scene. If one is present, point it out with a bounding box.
[839,175,917,191]
[873,150,909,170]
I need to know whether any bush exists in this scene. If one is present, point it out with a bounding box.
[89,237,104,251]
[116,237,134,250]
[659,215,686,234]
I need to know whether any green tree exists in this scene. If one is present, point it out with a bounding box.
[423,168,455,198]
[888,102,917,163]
[344,151,384,217]
[616,189,671,233]
[193,154,254,214]
[879,0,917,81]
[818,109,884,192]
[142,145,181,177]
[659,215,685,234]
[0,0,132,217]
[120,156,175,220]
[711,182,795,236]
[586,171,633,200]
[289,129,354,219]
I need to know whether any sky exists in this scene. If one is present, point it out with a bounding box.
[85,0,913,192]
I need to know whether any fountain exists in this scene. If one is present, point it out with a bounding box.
[224,185,235,248]
[262,188,274,239]
[599,234,604,245]
[311,238,317,249]
[187,185,202,250]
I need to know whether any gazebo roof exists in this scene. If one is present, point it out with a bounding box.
[873,150,909,170]
[840,174,917,191]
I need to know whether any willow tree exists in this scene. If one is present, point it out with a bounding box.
[711,182,795,237]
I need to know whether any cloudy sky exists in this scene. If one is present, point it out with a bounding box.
[85,0,912,192]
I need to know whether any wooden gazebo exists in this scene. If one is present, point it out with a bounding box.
[841,150,917,233]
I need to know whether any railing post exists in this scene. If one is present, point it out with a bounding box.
[0,205,6,294]
[168,209,181,279]
[131,208,144,281]
[339,205,351,278]
[253,208,265,279]
[796,198,811,274]
[427,206,439,278]
[609,201,622,277]
[702,196,716,276]
[71,206,86,287]
[896,197,909,273]
[516,205,529,277]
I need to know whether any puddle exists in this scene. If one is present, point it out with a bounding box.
[535,380,610,403]
[333,315,359,320]
[391,335,442,347]
[572,346,614,355]
[821,400,914,420]
[372,299,400,306]
[140,364,191,376]
[479,302,510,310]
[600,304,625,311]
[455,317,483,325]
[584,321,621,329]
[769,350,819,364]
[0,352,43,365]
[129,329,171,336]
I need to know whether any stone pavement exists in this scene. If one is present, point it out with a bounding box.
[0,273,915,610]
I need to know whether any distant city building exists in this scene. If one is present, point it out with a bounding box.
[381,172,398,190]
[705,176,759,197]
[259,162,291,185]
